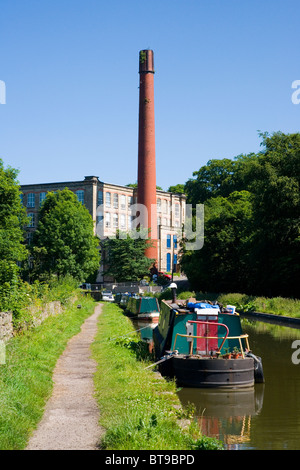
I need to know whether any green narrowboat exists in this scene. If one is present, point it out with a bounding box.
[153,298,264,388]
[119,293,131,309]
[114,293,123,304]
[126,296,160,322]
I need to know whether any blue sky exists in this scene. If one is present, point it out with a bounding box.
[0,0,299,190]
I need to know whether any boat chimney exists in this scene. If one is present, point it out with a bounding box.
[170,282,177,303]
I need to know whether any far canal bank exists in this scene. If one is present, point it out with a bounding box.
[239,310,300,327]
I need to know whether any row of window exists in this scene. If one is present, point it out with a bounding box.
[97,213,133,230]
[22,191,182,219]
[103,192,133,210]
[157,198,180,217]
[102,193,181,218]
[158,216,181,227]
[166,253,178,272]
[21,190,85,208]
[27,211,181,234]
[166,234,177,249]
[96,213,181,234]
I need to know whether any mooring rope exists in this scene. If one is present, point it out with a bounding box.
[108,325,150,342]
[144,351,178,370]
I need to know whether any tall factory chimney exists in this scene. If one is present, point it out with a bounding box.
[137,49,158,261]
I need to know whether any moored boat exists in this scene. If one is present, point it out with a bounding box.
[153,297,264,388]
[126,296,160,322]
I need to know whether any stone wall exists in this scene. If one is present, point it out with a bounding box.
[0,312,13,342]
[0,301,64,342]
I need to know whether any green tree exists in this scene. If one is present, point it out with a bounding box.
[167,184,185,194]
[247,132,300,296]
[102,230,154,282]
[181,131,300,298]
[0,159,29,312]
[31,189,100,281]
[0,159,28,266]
[181,191,254,293]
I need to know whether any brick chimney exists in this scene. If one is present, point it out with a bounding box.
[137,49,158,261]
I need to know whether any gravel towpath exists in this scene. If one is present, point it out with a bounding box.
[26,303,104,450]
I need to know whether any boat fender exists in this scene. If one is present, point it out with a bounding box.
[246,352,265,383]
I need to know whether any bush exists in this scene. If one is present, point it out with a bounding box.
[0,274,81,332]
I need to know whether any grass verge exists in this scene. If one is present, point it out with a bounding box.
[92,302,223,450]
[0,294,96,450]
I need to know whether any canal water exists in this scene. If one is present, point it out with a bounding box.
[135,316,300,450]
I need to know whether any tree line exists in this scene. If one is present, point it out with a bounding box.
[179,131,300,298]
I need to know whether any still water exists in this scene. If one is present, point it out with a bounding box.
[137,317,300,450]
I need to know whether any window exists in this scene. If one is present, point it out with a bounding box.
[120,195,126,210]
[20,193,24,205]
[157,198,161,212]
[76,190,84,204]
[163,200,167,213]
[175,204,180,218]
[28,213,35,228]
[128,196,133,209]
[166,253,171,272]
[113,193,118,209]
[128,215,132,229]
[173,254,177,269]
[113,213,118,228]
[26,232,34,245]
[106,192,111,208]
[27,193,35,208]
[97,191,103,206]
[105,212,111,228]
[158,216,161,226]
[166,234,171,249]
[173,235,177,249]
[120,214,126,229]
[96,213,103,226]
[39,192,46,206]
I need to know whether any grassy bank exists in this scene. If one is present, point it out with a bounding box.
[91,302,222,450]
[156,289,300,318]
[0,294,96,450]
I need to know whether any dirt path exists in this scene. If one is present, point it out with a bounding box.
[26,303,104,450]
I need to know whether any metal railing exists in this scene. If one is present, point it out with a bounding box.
[172,320,250,358]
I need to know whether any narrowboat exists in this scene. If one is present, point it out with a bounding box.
[119,293,131,310]
[153,295,264,388]
[126,296,160,322]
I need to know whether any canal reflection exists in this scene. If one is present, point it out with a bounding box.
[177,385,264,449]
[134,315,300,450]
